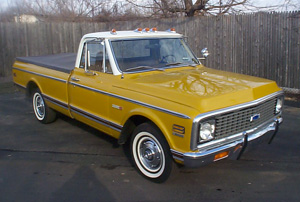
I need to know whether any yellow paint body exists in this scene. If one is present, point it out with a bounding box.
[12,61,282,155]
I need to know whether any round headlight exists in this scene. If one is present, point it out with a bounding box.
[200,122,215,141]
[276,97,283,114]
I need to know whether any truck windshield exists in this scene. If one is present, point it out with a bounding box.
[111,38,199,72]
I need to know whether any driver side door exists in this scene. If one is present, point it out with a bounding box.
[68,39,114,135]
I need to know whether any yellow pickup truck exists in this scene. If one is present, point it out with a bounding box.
[12,28,284,182]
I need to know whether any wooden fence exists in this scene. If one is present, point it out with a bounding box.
[0,12,299,89]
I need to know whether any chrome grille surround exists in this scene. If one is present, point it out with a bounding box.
[190,91,284,151]
[214,98,277,139]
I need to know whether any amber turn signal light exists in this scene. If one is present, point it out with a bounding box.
[214,151,229,161]
[151,27,157,32]
[111,29,117,35]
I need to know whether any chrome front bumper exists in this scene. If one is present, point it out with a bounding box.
[171,117,283,168]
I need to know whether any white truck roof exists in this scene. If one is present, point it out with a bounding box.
[82,30,182,40]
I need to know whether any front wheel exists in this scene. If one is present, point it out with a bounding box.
[32,89,56,124]
[130,122,174,183]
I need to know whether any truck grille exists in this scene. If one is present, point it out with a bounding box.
[214,98,277,139]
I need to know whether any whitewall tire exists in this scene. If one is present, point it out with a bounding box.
[32,89,56,124]
[130,122,174,183]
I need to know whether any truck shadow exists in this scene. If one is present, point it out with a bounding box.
[50,165,115,202]
[56,113,133,165]
[57,113,120,148]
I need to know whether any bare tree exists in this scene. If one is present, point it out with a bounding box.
[3,0,145,22]
[1,0,298,22]
[126,0,252,17]
[126,0,299,17]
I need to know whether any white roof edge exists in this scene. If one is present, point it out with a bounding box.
[82,30,182,40]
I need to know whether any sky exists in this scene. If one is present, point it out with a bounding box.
[0,0,299,11]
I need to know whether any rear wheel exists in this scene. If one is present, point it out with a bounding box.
[32,89,56,124]
[130,122,174,183]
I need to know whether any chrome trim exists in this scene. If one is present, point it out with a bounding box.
[70,105,123,132]
[170,149,184,162]
[69,81,190,119]
[172,117,280,161]
[190,91,284,150]
[197,132,244,151]
[247,119,277,142]
[13,67,67,83]
[196,116,279,151]
[42,94,69,110]
[41,92,122,132]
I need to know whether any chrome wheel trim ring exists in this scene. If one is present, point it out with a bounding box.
[33,92,45,120]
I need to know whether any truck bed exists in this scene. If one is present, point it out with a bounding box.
[16,53,76,73]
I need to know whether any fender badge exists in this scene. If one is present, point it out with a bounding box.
[112,104,123,110]
[250,114,260,122]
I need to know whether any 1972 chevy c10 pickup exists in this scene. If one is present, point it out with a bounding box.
[12,28,284,182]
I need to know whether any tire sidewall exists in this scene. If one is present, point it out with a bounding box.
[130,122,173,183]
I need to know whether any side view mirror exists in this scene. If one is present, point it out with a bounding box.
[198,48,210,60]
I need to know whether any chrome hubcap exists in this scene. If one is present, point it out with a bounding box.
[138,137,163,172]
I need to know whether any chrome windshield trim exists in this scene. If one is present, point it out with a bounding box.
[13,67,67,83]
[190,91,284,150]
[70,105,123,132]
[69,81,190,119]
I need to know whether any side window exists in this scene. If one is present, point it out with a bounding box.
[79,40,112,74]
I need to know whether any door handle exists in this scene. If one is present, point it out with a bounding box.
[71,77,80,82]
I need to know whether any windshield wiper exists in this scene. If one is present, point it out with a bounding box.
[124,66,164,72]
[165,62,198,67]
[165,62,183,66]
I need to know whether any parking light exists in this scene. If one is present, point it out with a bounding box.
[214,151,229,161]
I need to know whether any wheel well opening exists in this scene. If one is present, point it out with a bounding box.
[118,115,153,145]
[26,81,39,97]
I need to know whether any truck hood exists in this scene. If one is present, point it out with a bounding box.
[121,66,281,113]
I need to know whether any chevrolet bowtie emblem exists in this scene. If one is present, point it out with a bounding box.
[250,114,260,122]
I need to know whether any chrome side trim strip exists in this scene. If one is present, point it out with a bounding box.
[42,94,69,110]
[39,92,122,132]
[13,67,67,83]
[69,81,190,119]
[190,91,284,150]
[70,105,123,132]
